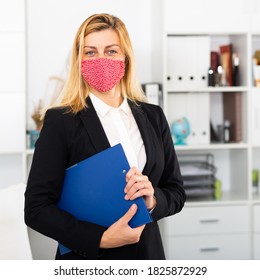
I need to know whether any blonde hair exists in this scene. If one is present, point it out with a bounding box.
[45,13,146,116]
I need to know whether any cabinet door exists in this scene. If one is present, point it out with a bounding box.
[253,204,260,232]
[0,93,25,153]
[165,234,251,260]
[254,234,260,259]
[164,205,250,235]
[164,0,250,33]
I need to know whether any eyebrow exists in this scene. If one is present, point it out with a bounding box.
[83,44,121,49]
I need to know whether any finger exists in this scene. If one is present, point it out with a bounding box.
[119,204,138,224]
[125,181,146,200]
[127,188,154,201]
[125,166,141,182]
[125,174,145,193]
[125,174,150,196]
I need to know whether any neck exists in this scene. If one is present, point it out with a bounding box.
[90,87,123,108]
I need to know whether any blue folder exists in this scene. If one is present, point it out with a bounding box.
[58,144,152,254]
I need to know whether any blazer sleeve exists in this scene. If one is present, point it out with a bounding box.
[150,106,186,222]
[24,109,106,259]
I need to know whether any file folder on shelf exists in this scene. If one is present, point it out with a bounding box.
[57,144,152,255]
[167,35,210,89]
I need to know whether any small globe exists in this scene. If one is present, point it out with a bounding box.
[171,117,190,145]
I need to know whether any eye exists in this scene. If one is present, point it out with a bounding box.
[85,50,95,57]
[107,49,118,56]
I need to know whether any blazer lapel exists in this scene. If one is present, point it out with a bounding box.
[79,98,154,175]
[79,98,111,153]
[128,101,154,175]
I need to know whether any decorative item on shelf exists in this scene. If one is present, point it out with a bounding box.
[214,179,222,200]
[28,99,44,149]
[253,50,260,87]
[208,67,214,86]
[28,75,66,149]
[232,53,240,86]
[252,169,259,195]
[217,120,231,143]
[31,98,44,131]
[28,129,40,149]
[171,117,190,145]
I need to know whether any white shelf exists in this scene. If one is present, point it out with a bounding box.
[167,86,248,93]
[175,143,248,151]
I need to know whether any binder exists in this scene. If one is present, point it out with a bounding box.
[57,144,152,254]
[168,92,210,145]
[167,35,210,89]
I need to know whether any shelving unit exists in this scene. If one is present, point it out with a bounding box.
[160,0,260,260]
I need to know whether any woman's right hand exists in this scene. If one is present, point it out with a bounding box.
[99,204,145,249]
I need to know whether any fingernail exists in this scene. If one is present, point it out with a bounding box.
[124,194,128,200]
[131,204,137,211]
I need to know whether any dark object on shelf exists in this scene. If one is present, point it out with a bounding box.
[232,53,240,86]
[208,68,214,86]
[210,121,219,142]
[223,92,242,142]
[178,154,217,200]
[219,44,233,86]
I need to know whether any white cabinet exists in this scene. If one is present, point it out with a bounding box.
[166,234,250,260]
[163,205,251,259]
[253,204,260,259]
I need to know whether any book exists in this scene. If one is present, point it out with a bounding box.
[57,144,152,254]
[223,92,242,142]
[220,44,233,86]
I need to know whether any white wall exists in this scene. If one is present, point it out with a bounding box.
[0,0,26,189]
[26,0,157,128]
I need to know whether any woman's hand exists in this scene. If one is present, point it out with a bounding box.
[100,204,145,248]
[124,167,156,210]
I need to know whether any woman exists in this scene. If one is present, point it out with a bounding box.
[24,13,186,260]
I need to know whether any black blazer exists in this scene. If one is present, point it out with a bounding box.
[24,98,186,260]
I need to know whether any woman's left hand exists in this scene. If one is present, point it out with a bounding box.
[124,167,156,210]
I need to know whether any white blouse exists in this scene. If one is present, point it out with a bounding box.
[89,93,147,172]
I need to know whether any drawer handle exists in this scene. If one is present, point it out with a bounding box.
[200,219,219,223]
[200,247,220,252]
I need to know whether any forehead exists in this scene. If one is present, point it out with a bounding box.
[84,29,120,47]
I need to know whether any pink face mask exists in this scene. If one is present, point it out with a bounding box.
[81,58,125,92]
